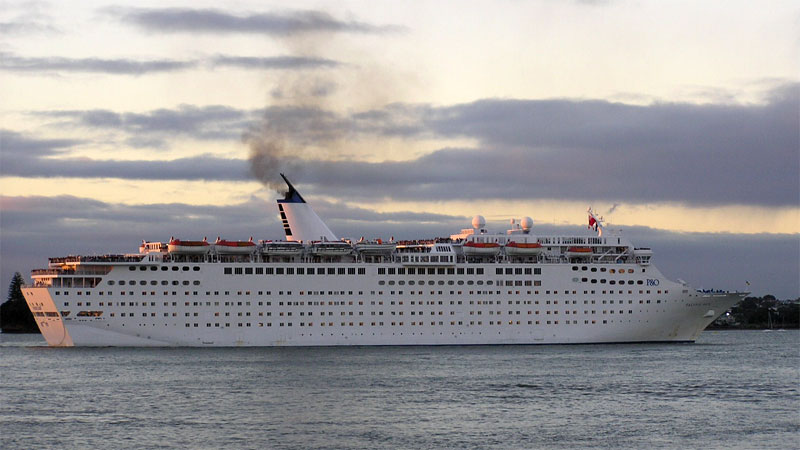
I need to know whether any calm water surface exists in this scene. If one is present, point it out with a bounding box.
[1,331,797,449]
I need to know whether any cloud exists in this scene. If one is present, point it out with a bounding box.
[0,2,59,35]
[0,52,341,75]
[211,55,340,69]
[0,52,196,75]
[34,105,255,144]
[1,195,797,300]
[10,82,799,207]
[0,129,82,157]
[107,7,404,35]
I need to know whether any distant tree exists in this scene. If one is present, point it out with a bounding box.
[727,295,798,329]
[0,272,39,333]
[7,272,24,302]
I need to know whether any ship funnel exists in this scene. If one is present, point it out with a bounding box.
[276,174,338,242]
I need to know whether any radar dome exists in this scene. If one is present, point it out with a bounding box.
[521,217,534,232]
[472,215,486,229]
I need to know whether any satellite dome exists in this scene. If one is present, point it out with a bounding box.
[472,215,486,229]
[521,217,534,232]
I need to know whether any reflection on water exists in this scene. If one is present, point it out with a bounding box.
[1,331,797,449]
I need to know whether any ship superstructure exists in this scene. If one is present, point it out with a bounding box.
[22,176,747,346]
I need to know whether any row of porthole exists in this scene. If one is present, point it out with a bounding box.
[379,279,498,286]
[574,277,645,285]
[108,280,200,286]
[129,266,200,272]
[572,266,638,274]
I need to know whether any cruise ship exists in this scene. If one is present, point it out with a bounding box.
[22,175,747,347]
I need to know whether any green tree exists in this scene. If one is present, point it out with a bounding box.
[0,272,39,333]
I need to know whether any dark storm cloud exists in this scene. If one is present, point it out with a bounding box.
[2,195,797,299]
[0,52,196,75]
[108,7,404,35]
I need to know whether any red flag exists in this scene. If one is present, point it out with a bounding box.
[588,216,597,229]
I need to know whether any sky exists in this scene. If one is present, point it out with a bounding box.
[1,0,798,299]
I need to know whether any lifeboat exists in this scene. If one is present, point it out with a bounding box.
[462,241,501,257]
[311,240,353,256]
[566,246,592,258]
[168,237,211,255]
[262,240,305,256]
[354,238,396,255]
[504,241,543,256]
[215,237,256,255]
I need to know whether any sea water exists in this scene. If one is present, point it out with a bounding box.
[1,330,797,449]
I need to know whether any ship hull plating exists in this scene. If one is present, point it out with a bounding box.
[22,262,746,347]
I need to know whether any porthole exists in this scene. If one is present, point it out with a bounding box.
[182,266,189,271]
[108,281,116,286]
[193,267,200,271]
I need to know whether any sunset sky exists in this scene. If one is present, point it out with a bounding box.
[1,0,798,298]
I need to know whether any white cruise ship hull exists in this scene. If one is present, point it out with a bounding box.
[22,261,746,347]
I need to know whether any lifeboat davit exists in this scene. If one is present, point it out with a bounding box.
[566,246,592,258]
[462,241,501,257]
[504,241,543,256]
[215,237,256,255]
[262,240,305,256]
[311,240,353,256]
[168,237,211,255]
